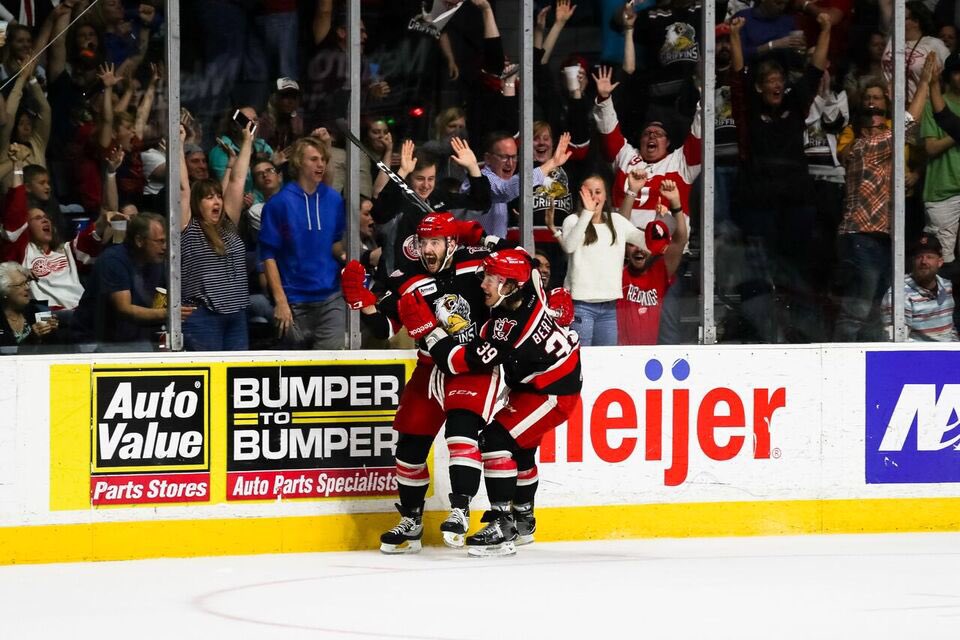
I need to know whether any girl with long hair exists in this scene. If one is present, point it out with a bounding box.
[556,175,645,346]
[178,122,254,351]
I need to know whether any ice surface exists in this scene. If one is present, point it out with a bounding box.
[1,533,958,639]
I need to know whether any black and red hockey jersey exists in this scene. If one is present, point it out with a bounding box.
[361,245,496,361]
[427,274,582,396]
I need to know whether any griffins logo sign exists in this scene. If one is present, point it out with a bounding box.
[435,293,474,338]
[226,363,405,500]
[91,368,211,506]
[866,351,960,484]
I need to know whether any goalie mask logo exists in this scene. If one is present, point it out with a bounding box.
[435,294,472,335]
[491,317,517,342]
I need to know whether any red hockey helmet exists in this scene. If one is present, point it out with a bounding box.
[416,212,458,239]
[481,249,532,286]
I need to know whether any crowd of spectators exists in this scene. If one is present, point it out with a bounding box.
[0,0,955,353]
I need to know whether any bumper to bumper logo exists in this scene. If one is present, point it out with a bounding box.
[91,368,211,506]
[226,363,405,500]
[866,351,960,484]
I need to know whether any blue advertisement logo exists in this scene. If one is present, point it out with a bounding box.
[865,351,960,484]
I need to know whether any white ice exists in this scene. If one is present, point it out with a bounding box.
[1,533,958,639]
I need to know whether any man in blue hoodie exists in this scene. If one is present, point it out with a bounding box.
[259,136,346,349]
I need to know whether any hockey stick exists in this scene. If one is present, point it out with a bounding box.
[339,124,435,214]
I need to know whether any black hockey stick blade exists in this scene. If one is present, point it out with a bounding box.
[338,123,435,214]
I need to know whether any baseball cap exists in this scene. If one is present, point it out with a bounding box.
[910,233,943,257]
[276,77,301,94]
[645,219,671,255]
[716,23,731,38]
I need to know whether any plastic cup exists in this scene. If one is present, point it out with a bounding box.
[563,65,581,92]
[152,287,167,309]
[110,218,127,244]
[790,30,807,53]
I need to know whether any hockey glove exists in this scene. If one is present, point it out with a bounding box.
[398,290,438,340]
[547,287,575,327]
[455,220,485,246]
[341,260,376,310]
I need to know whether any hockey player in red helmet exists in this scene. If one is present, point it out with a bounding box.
[341,211,510,554]
[415,212,462,274]
[398,247,582,556]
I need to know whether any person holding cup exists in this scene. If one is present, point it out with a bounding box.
[731,0,804,62]
[0,152,112,331]
[0,262,59,349]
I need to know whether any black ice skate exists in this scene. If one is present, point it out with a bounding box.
[466,508,518,557]
[512,502,536,546]
[440,493,470,548]
[380,503,423,554]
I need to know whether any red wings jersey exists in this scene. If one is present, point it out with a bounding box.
[617,260,672,345]
[373,245,494,358]
[593,97,701,230]
[430,282,582,397]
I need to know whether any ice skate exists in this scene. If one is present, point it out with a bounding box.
[466,508,517,557]
[440,493,470,548]
[512,502,536,546]
[379,503,423,554]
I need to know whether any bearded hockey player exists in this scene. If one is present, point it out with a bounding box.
[398,248,581,556]
[342,212,505,553]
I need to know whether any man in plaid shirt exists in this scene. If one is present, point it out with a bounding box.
[833,57,933,341]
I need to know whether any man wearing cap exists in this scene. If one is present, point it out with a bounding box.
[258,77,304,152]
[617,179,688,345]
[881,234,958,341]
[922,51,960,266]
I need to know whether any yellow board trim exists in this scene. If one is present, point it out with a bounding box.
[4,496,960,565]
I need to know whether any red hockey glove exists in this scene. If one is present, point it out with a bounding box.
[341,260,376,310]
[547,287,574,327]
[398,290,438,340]
[455,220,485,246]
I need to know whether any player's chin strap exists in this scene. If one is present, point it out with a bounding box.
[528,266,561,320]
[490,281,521,309]
[442,237,457,271]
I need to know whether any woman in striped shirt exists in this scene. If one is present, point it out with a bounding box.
[178,122,253,351]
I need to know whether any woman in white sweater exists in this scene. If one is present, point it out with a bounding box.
[557,175,645,346]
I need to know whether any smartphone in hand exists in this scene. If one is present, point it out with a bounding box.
[232,109,258,136]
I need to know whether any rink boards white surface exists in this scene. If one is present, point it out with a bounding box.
[2,533,958,639]
[1,344,960,564]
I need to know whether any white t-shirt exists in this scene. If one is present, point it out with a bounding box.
[882,36,950,103]
[23,242,85,310]
[560,209,646,303]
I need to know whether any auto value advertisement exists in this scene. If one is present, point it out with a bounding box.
[90,367,211,506]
